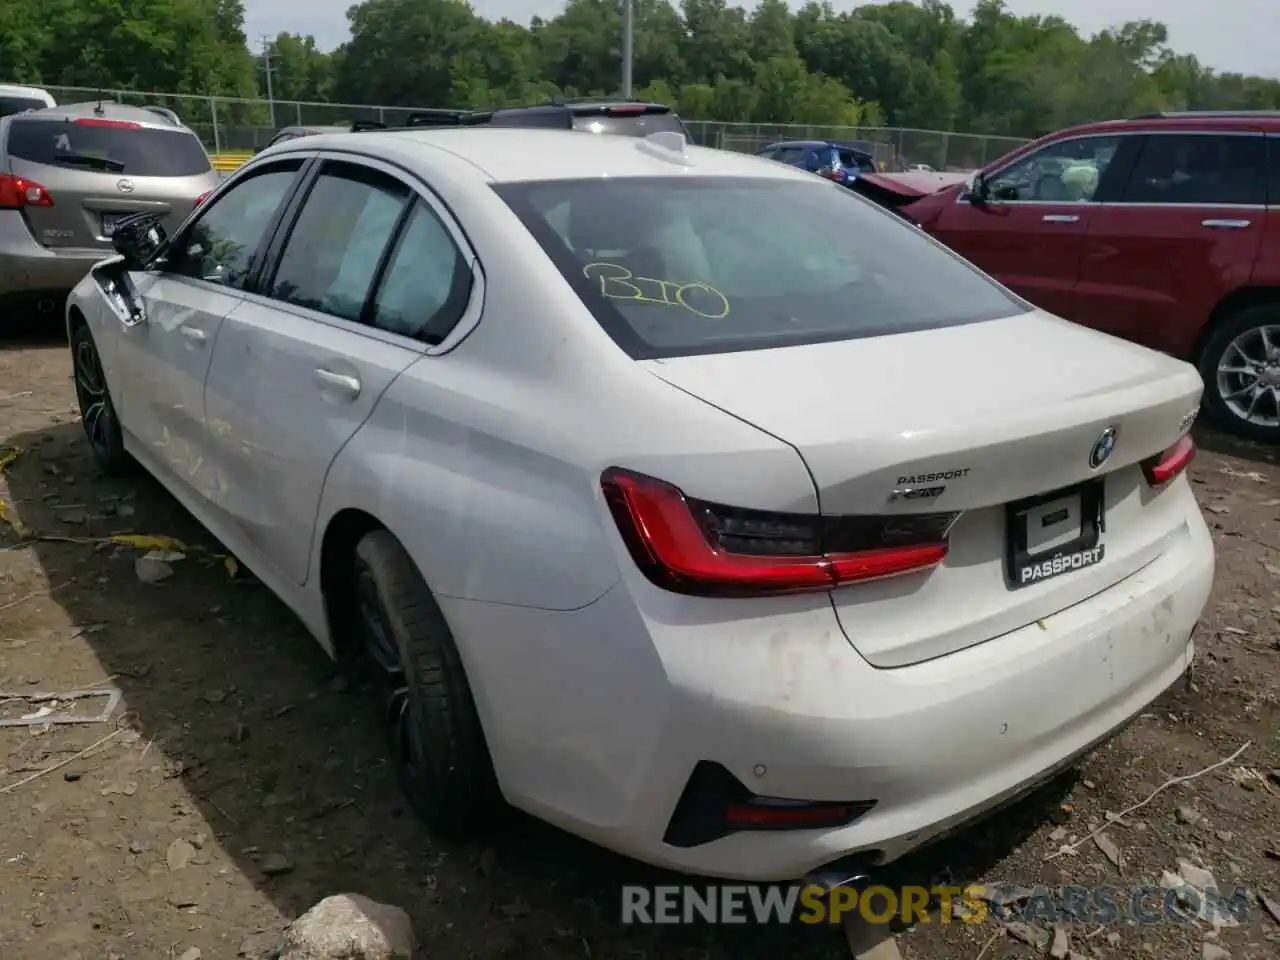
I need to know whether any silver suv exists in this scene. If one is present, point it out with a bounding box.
[0,102,220,316]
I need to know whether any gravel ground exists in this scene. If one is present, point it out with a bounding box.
[0,333,1278,960]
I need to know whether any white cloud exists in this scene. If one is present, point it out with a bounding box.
[241,0,1278,78]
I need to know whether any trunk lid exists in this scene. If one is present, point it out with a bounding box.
[643,311,1204,667]
[4,115,218,249]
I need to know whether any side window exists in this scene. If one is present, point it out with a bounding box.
[371,200,472,341]
[1122,134,1267,206]
[1270,139,1280,206]
[757,148,777,160]
[169,161,302,288]
[987,136,1122,203]
[775,146,806,165]
[269,162,409,322]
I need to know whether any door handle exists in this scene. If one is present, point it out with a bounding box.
[180,326,206,343]
[1041,214,1080,223]
[1200,219,1251,229]
[314,367,361,399]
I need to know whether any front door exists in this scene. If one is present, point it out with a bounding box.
[1076,131,1268,356]
[202,158,476,585]
[114,159,306,494]
[928,133,1129,320]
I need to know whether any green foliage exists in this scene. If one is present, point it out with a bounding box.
[4,0,1280,138]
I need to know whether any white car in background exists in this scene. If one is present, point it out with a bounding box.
[0,84,55,117]
[65,127,1213,883]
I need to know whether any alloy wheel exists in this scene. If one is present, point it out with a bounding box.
[73,335,115,457]
[1216,324,1280,429]
[354,562,429,793]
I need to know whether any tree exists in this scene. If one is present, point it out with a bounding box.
[6,0,1280,144]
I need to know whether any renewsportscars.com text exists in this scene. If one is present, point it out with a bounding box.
[620,883,1252,926]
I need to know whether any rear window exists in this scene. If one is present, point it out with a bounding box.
[571,110,687,138]
[495,176,1023,359]
[0,97,48,118]
[5,118,212,176]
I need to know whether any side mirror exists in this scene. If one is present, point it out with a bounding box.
[110,213,168,270]
[962,172,990,206]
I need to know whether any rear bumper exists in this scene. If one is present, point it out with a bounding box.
[447,504,1214,882]
[0,211,106,300]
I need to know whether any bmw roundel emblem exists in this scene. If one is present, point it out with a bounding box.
[1089,425,1118,469]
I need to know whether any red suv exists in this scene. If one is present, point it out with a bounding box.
[857,112,1280,442]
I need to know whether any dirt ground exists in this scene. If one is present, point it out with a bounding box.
[1,332,1278,960]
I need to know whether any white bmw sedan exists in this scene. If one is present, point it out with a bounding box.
[65,127,1214,883]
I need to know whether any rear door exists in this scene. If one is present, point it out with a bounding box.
[1077,131,1268,357]
[927,133,1131,320]
[202,156,476,585]
[3,115,219,251]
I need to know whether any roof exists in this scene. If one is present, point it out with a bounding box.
[1045,112,1280,141]
[764,139,874,153]
[16,102,190,130]
[302,127,813,184]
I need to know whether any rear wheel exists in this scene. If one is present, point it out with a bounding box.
[1198,303,1280,443]
[351,530,502,834]
[71,323,132,474]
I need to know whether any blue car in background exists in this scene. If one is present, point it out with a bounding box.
[755,139,879,186]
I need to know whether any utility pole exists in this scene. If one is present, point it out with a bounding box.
[621,0,634,98]
[260,34,277,128]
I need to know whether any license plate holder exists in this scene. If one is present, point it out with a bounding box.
[101,214,127,238]
[1005,480,1105,589]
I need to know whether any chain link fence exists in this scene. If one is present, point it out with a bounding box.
[39,85,1029,171]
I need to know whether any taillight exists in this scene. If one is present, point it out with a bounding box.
[1142,434,1196,488]
[601,468,956,597]
[0,174,54,209]
[74,118,141,129]
[194,191,210,206]
[606,105,649,115]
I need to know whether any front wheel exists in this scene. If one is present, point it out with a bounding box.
[1198,303,1280,443]
[70,323,132,474]
[351,529,503,835]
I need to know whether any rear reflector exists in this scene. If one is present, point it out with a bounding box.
[601,467,955,597]
[664,761,876,847]
[194,191,211,206]
[0,174,54,209]
[1141,434,1196,488]
[74,118,141,129]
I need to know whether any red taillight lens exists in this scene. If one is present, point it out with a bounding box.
[605,105,649,115]
[600,468,955,597]
[74,118,141,129]
[194,191,210,206]
[0,174,54,209]
[1142,434,1196,488]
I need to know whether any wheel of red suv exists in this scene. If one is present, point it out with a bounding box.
[70,322,133,475]
[350,529,503,834]
[1198,304,1280,443]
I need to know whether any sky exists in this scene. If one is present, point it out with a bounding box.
[241,0,1278,79]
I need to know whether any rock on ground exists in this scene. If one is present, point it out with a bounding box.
[277,894,416,960]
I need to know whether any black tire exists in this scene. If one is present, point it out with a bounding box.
[351,529,503,834]
[70,322,133,475]
[1197,303,1280,443]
